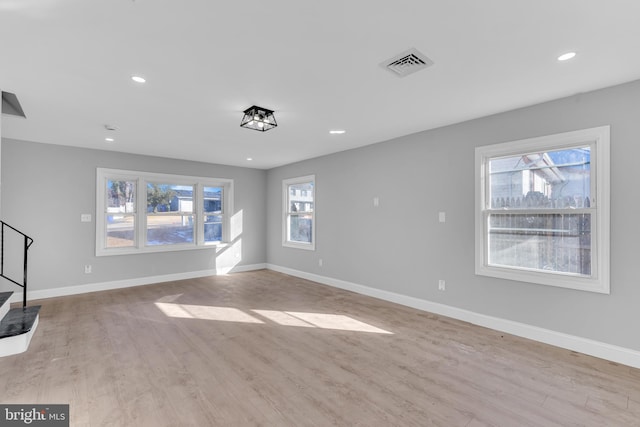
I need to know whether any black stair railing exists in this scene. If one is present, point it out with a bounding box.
[0,221,34,309]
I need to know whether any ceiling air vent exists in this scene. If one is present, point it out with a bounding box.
[381,48,434,78]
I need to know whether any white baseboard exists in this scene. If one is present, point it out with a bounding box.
[266,264,640,370]
[8,262,639,369]
[10,263,267,303]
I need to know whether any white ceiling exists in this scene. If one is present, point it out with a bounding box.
[1,1,640,169]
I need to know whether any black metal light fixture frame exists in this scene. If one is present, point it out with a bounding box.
[240,105,277,132]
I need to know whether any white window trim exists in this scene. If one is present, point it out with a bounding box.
[96,168,233,256]
[283,174,316,251]
[474,126,610,294]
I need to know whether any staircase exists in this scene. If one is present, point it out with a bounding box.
[0,221,40,357]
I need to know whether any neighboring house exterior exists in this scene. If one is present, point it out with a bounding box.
[168,189,222,213]
[488,147,591,276]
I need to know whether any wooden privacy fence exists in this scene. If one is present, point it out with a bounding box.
[488,193,591,276]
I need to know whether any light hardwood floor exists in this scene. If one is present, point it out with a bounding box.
[1,270,640,426]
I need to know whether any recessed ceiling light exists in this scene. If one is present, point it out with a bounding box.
[557,52,576,61]
[131,75,146,83]
[329,129,346,134]
[105,137,115,142]
[246,157,253,161]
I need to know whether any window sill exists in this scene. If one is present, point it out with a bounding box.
[96,241,227,257]
[475,264,609,294]
[282,241,315,251]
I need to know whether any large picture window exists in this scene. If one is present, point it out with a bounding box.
[283,175,315,250]
[475,126,610,293]
[97,169,232,256]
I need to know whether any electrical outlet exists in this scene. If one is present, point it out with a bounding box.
[438,279,445,291]
[84,265,92,274]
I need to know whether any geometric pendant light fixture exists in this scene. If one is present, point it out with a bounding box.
[240,105,277,132]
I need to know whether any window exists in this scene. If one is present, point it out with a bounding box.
[106,178,137,248]
[475,126,610,293]
[283,175,315,250]
[97,169,232,256]
[146,183,195,246]
[203,186,224,243]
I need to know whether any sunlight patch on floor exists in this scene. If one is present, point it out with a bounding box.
[155,294,183,303]
[251,310,315,328]
[155,303,264,324]
[154,301,393,334]
[284,312,392,334]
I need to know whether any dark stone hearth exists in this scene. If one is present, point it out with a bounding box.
[0,306,41,339]
[0,292,12,309]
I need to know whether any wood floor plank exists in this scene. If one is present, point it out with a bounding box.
[1,269,639,426]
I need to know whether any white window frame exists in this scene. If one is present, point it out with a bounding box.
[283,175,316,251]
[96,168,233,256]
[475,126,610,293]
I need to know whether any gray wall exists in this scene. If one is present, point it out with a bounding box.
[0,140,267,292]
[2,80,639,352]
[266,79,640,352]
